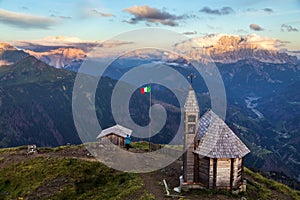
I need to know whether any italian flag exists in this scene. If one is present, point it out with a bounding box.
[140,85,151,94]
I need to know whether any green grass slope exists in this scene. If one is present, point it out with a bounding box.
[0,156,142,200]
[0,144,299,200]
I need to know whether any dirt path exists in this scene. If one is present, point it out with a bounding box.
[136,160,185,200]
[140,173,166,200]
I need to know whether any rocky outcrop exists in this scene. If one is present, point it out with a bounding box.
[176,35,298,64]
[25,47,86,71]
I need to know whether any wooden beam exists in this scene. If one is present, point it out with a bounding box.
[183,152,187,181]
[213,158,217,189]
[207,158,210,189]
[194,154,199,182]
[241,158,244,184]
[230,158,234,190]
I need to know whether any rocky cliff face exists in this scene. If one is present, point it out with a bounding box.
[176,35,298,64]
[25,48,86,71]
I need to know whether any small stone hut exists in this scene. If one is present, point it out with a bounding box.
[96,124,132,147]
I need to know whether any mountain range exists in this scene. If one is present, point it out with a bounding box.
[11,34,299,70]
[175,35,298,64]
[0,36,299,183]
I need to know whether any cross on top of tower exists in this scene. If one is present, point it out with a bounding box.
[187,73,196,86]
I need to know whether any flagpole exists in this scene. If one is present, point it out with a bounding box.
[149,83,151,152]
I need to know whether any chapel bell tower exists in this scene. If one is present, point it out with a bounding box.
[183,85,199,182]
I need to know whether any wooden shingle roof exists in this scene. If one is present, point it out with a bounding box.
[96,124,132,139]
[194,110,250,158]
[184,86,199,113]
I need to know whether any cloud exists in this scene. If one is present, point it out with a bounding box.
[183,31,197,35]
[59,16,72,19]
[235,29,248,34]
[49,9,59,14]
[13,36,93,47]
[12,36,132,53]
[263,8,274,13]
[123,5,183,26]
[199,6,234,15]
[48,9,72,19]
[243,8,275,16]
[207,25,219,30]
[90,9,114,17]
[245,8,256,12]
[13,36,98,52]
[21,6,29,10]
[50,14,72,19]
[0,9,57,29]
[245,34,285,49]
[281,24,298,32]
[249,23,263,31]
[284,50,300,59]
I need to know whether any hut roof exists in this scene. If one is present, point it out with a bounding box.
[194,110,250,158]
[96,124,132,139]
[184,86,199,113]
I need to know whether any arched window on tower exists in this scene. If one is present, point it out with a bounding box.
[188,115,196,122]
[188,124,195,134]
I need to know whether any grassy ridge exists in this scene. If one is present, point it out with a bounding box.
[0,144,300,200]
[0,157,142,200]
[245,167,300,200]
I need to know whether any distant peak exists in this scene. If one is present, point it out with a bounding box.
[0,43,16,50]
[175,34,298,64]
[217,35,243,47]
[23,47,86,70]
[15,55,39,64]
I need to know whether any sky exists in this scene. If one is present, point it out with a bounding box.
[0,0,300,50]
